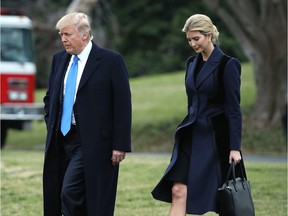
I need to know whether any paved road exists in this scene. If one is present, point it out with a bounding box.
[135,152,287,164]
[244,154,287,163]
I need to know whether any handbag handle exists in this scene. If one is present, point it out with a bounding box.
[226,162,246,184]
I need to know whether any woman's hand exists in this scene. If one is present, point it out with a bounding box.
[229,150,241,164]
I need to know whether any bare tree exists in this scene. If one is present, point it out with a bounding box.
[203,0,287,128]
[66,0,119,48]
[66,0,97,12]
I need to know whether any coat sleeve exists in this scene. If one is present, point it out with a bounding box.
[110,54,132,152]
[223,58,242,150]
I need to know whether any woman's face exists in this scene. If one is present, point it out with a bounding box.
[186,31,212,54]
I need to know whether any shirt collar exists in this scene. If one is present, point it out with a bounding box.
[77,41,92,61]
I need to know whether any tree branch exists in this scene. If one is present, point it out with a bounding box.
[66,0,99,14]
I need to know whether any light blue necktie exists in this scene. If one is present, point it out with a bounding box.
[61,55,79,136]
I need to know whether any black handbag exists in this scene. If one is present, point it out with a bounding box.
[218,162,255,216]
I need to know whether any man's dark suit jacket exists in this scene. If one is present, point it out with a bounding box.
[43,42,132,216]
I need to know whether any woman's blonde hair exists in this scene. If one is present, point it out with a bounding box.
[56,12,93,40]
[182,14,219,44]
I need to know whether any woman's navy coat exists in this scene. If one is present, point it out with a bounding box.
[43,42,132,216]
[152,46,242,214]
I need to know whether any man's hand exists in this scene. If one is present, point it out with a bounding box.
[111,150,126,166]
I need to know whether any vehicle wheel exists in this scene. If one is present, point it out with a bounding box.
[1,122,8,149]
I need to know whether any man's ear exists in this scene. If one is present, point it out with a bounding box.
[82,33,88,41]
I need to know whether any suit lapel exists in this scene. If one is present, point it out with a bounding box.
[195,60,219,88]
[186,56,198,92]
[77,43,101,91]
[56,53,71,104]
[195,46,224,88]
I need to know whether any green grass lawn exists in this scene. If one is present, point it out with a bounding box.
[1,150,287,216]
[1,63,287,216]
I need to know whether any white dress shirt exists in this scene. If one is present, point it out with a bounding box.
[63,41,92,124]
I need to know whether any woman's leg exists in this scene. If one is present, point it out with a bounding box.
[169,182,187,216]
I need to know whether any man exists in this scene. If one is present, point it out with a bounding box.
[43,12,132,216]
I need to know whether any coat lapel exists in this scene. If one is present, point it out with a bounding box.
[195,46,224,88]
[77,43,101,91]
[56,53,71,104]
[186,56,198,92]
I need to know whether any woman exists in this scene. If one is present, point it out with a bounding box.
[151,14,243,215]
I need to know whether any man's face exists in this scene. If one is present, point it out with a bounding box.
[59,25,86,55]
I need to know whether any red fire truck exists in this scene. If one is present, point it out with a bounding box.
[0,9,44,148]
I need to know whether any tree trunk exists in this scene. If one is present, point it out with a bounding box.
[66,0,118,48]
[66,0,99,14]
[204,0,287,127]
